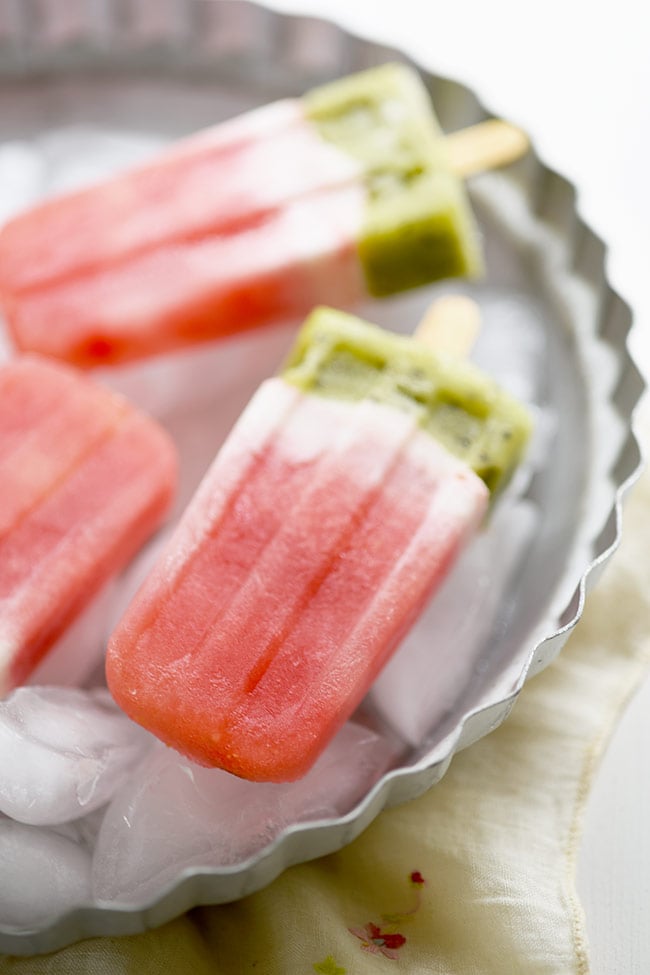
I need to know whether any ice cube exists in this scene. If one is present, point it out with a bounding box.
[103,529,175,642]
[0,686,151,826]
[51,805,108,854]
[27,580,117,690]
[0,142,46,224]
[0,817,91,929]
[92,721,395,904]
[471,292,549,404]
[369,499,540,746]
[498,405,557,505]
[38,128,164,196]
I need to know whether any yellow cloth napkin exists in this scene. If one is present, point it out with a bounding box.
[2,435,649,974]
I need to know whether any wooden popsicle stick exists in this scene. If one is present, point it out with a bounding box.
[446,119,530,178]
[414,294,481,359]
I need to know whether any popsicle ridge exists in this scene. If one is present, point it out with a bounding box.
[109,388,413,743]
[189,396,419,694]
[0,416,175,689]
[0,357,130,538]
[221,436,485,779]
[0,356,177,695]
[110,380,305,675]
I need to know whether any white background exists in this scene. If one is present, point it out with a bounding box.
[264,2,650,972]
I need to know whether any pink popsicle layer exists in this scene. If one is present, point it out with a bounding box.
[4,187,365,366]
[0,356,177,694]
[107,379,489,782]
[0,104,366,368]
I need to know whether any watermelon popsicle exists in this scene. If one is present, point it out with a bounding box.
[0,63,520,370]
[106,305,532,782]
[0,356,177,695]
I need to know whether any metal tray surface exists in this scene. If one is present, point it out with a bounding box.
[0,0,644,955]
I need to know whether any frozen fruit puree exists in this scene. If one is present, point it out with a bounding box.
[106,308,531,782]
[0,64,481,368]
[0,356,177,695]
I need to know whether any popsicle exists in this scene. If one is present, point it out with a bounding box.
[106,305,532,782]
[0,64,520,369]
[0,356,177,696]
